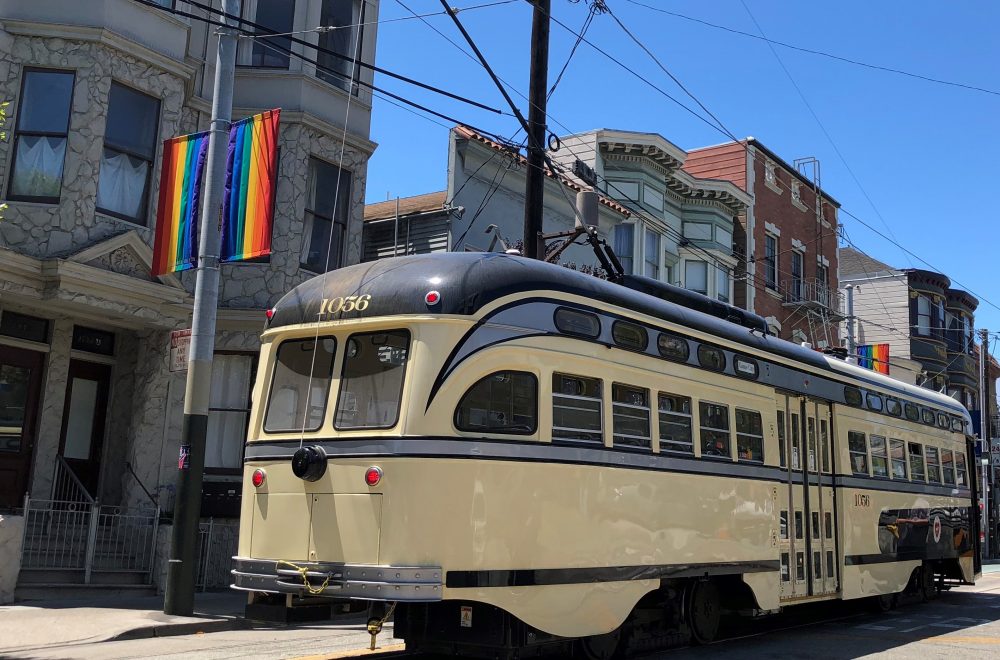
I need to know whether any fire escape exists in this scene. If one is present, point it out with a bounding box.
[779,157,844,348]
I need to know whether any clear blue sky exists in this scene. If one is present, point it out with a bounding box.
[366,1,1000,343]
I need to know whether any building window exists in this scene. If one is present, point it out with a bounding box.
[715,226,732,251]
[790,251,804,301]
[764,160,777,186]
[643,186,664,211]
[816,262,829,288]
[699,401,730,458]
[716,266,730,304]
[96,83,159,224]
[791,181,801,203]
[764,233,778,289]
[685,260,708,295]
[8,69,74,203]
[301,158,352,273]
[916,296,931,336]
[664,262,674,285]
[613,224,634,274]
[251,0,295,68]
[682,222,713,241]
[644,229,660,279]
[318,0,364,92]
[658,393,693,454]
[207,354,255,471]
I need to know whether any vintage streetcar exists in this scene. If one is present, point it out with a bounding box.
[232,251,980,658]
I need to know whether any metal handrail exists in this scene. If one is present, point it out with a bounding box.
[52,456,95,505]
[126,461,158,507]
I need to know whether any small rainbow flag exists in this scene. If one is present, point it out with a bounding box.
[151,131,210,276]
[857,343,890,375]
[221,109,280,263]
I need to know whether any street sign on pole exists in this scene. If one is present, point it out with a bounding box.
[169,329,191,373]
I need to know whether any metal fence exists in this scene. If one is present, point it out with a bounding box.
[21,497,159,584]
[197,518,240,591]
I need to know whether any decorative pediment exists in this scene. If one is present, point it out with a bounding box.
[68,231,184,289]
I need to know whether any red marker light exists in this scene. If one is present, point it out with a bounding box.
[425,290,441,306]
[265,308,275,320]
[365,466,383,487]
[251,468,266,488]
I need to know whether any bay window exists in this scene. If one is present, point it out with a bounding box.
[613,224,634,275]
[8,69,74,202]
[251,0,295,69]
[685,260,708,295]
[916,296,931,336]
[318,0,364,92]
[96,83,160,224]
[643,229,659,279]
[716,266,730,303]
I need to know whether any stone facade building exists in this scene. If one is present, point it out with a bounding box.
[683,139,841,347]
[0,0,379,598]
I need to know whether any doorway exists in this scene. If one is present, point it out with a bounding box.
[0,345,45,509]
[58,360,112,498]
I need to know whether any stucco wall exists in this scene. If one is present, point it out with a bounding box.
[0,515,25,604]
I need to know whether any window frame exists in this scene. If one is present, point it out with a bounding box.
[555,307,601,339]
[941,448,956,485]
[764,233,778,290]
[611,383,651,450]
[848,431,868,476]
[316,0,366,94]
[925,446,942,484]
[889,438,907,479]
[790,250,804,300]
[262,336,337,434]
[552,372,604,445]
[95,81,161,225]
[684,259,708,295]
[697,344,726,372]
[908,442,926,482]
[735,408,764,463]
[206,351,258,475]
[333,329,411,431]
[7,68,76,204]
[657,392,694,455]
[916,296,931,336]
[698,400,731,459]
[301,157,352,274]
[611,320,648,352]
[656,332,690,362]
[870,435,888,478]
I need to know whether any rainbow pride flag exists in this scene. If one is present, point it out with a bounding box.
[221,109,280,263]
[151,131,210,276]
[857,343,890,375]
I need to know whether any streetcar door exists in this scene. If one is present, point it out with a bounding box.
[801,397,838,597]
[775,392,803,600]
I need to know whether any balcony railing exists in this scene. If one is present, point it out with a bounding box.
[780,278,843,314]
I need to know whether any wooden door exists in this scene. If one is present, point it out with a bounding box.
[0,345,45,509]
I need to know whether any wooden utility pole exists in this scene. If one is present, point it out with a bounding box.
[523,0,551,259]
[980,327,991,559]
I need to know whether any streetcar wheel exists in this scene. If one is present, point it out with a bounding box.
[920,564,939,601]
[686,580,721,644]
[873,593,896,612]
[576,628,622,660]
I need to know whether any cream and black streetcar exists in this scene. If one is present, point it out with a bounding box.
[232,251,980,658]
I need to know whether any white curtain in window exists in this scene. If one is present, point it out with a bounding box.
[11,135,66,197]
[613,224,634,275]
[97,150,148,220]
[206,355,252,469]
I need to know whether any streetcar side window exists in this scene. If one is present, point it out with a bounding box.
[820,419,830,473]
[936,413,949,429]
[611,321,648,352]
[942,449,956,485]
[807,417,817,471]
[552,373,603,444]
[735,409,763,462]
[870,436,888,477]
[263,336,336,433]
[554,307,600,338]
[455,371,537,435]
[697,345,726,372]
[908,442,926,482]
[780,553,790,582]
[334,330,410,430]
[658,392,693,454]
[656,332,689,362]
[885,398,901,417]
[844,386,862,407]
[612,383,651,449]
[950,416,964,433]
[848,431,868,475]
[890,439,907,479]
[904,403,920,422]
[956,453,969,487]
[866,393,883,412]
[925,446,942,484]
[921,408,935,426]
[699,402,731,458]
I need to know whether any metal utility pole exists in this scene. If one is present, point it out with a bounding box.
[523,0,550,260]
[164,0,239,616]
[980,327,992,560]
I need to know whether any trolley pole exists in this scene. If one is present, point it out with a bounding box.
[164,0,239,616]
[523,0,550,260]
[980,327,992,560]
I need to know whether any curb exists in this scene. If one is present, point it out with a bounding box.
[110,616,254,641]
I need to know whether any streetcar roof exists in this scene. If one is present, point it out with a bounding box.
[267,252,969,421]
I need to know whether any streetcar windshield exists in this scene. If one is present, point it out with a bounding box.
[334,329,410,430]
[263,337,337,433]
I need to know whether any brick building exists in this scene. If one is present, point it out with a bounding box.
[683,139,841,347]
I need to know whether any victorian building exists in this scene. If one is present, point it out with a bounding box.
[683,139,841,347]
[0,0,379,599]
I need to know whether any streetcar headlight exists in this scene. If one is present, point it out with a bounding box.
[291,445,328,482]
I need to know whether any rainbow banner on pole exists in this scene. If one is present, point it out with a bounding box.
[151,131,210,276]
[221,109,280,263]
[857,343,890,375]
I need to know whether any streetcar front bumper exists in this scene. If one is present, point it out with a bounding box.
[231,557,443,601]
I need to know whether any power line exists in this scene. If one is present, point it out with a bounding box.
[623,0,1000,99]
[547,1,603,102]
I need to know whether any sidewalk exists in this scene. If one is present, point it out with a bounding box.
[0,591,252,655]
